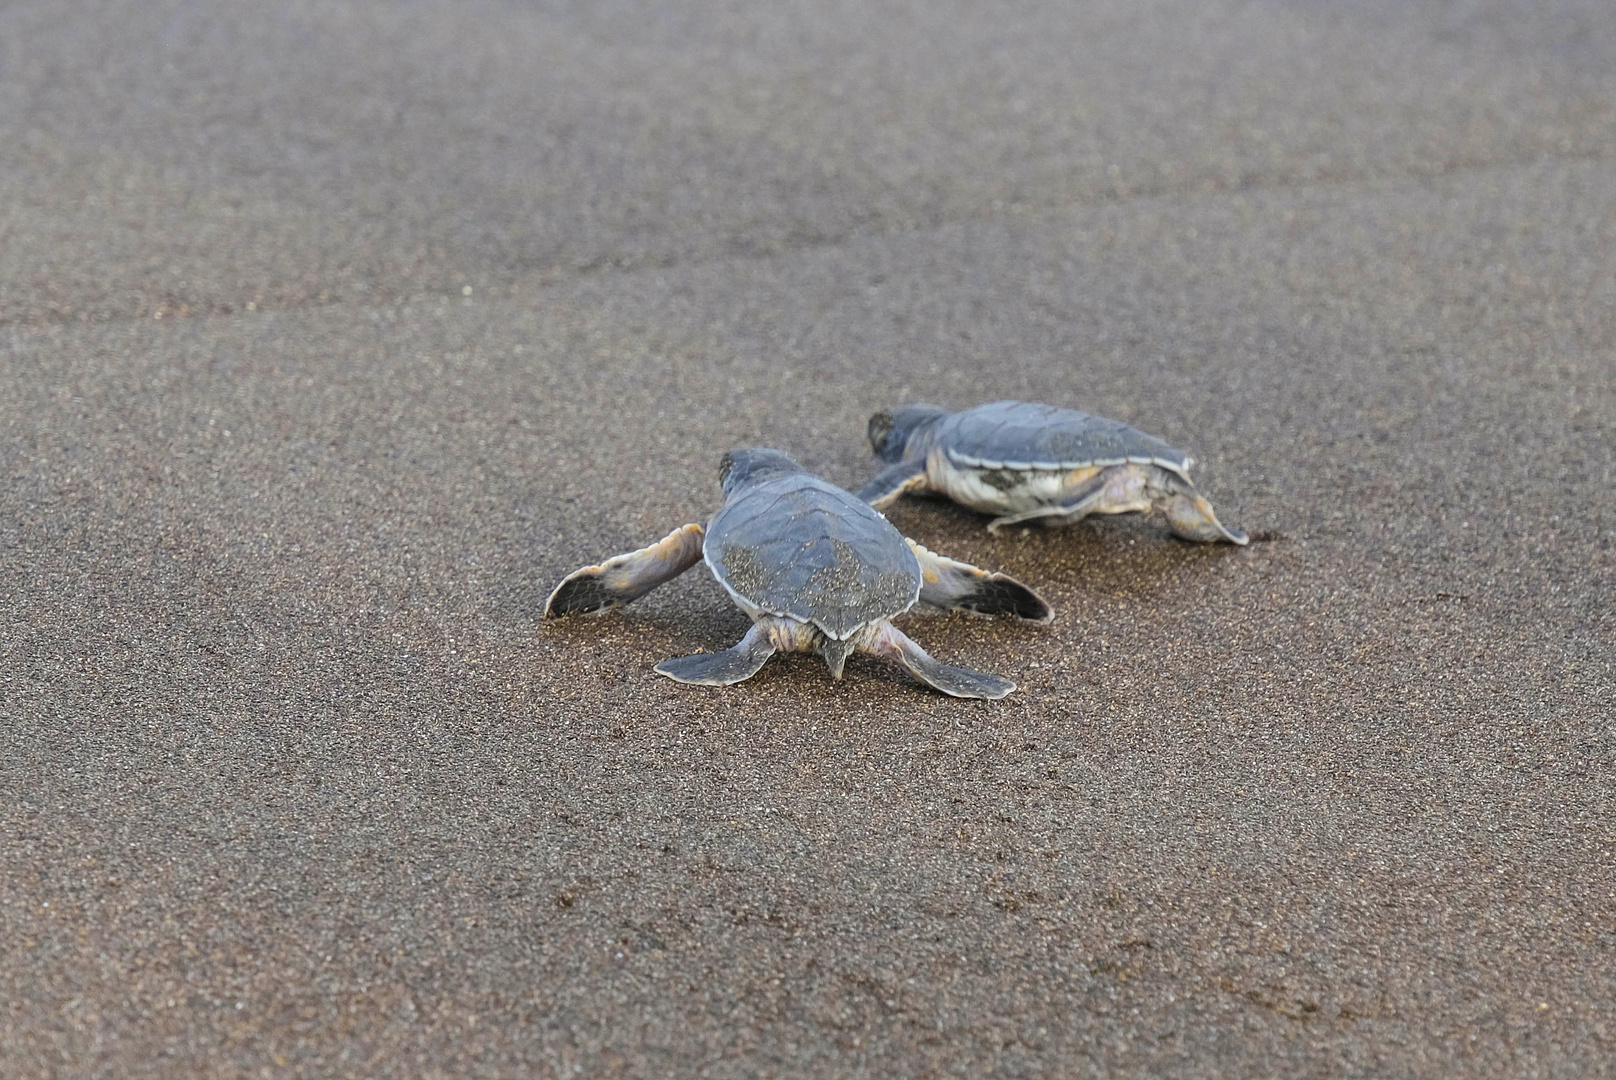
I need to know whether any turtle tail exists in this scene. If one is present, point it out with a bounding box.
[820,636,857,680]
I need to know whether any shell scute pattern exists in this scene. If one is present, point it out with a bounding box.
[707,475,921,639]
[940,401,1192,476]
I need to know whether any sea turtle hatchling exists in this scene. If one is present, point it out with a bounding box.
[545,448,1052,699]
[859,400,1248,544]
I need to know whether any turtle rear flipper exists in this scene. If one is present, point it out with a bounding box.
[857,460,928,509]
[907,541,1052,623]
[866,621,1015,700]
[545,523,706,617]
[655,621,777,685]
[1161,491,1248,545]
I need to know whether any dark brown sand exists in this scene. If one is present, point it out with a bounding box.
[3,1,1614,1076]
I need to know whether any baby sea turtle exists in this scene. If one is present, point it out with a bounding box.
[545,448,1051,699]
[859,400,1248,544]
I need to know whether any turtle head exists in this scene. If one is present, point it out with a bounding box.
[718,448,806,496]
[868,404,948,463]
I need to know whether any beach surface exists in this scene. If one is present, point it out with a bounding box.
[3,1,1614,1075]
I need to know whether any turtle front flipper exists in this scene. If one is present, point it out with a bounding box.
[654,620,779,686]
[545,523,706,617]
[857,460,928,510]
[906,540,1052,623]
[864,621,1016,700]
[1160,491,1248,545]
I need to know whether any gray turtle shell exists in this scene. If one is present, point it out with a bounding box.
[936,401,1192,477]
[704,474,922,640]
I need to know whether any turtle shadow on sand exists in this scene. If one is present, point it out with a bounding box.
[540,590,750,651]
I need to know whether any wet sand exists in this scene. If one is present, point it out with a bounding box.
[3,1,1614,1076]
